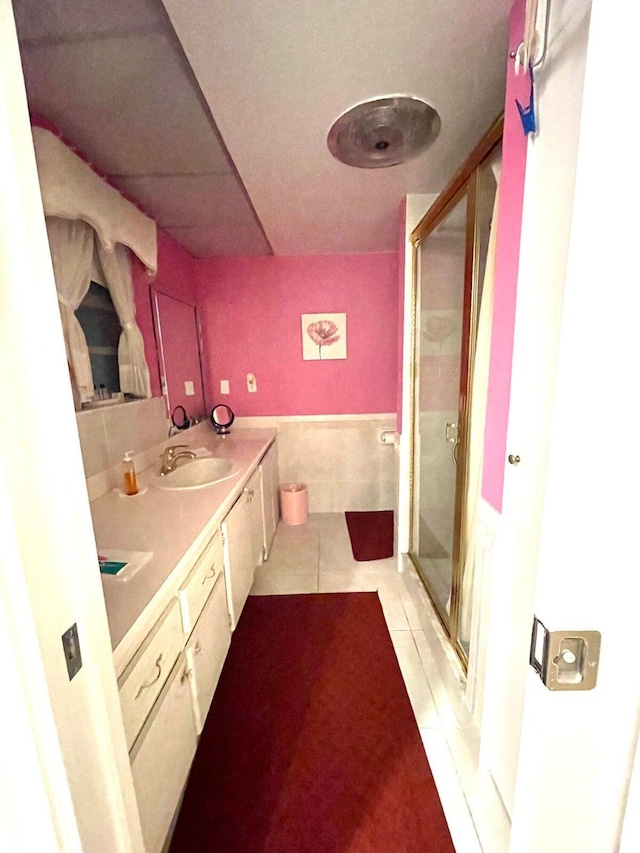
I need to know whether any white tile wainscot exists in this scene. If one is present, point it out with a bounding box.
[88,424,278,853]
[235,413,397,512]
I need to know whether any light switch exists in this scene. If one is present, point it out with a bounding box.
[247,373,257,393]
[220,380,230,395]
[184,380,195,396]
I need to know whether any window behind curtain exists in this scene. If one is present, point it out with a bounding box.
[75,281,121,395]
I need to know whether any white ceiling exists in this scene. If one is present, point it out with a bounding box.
[12,0,511,258]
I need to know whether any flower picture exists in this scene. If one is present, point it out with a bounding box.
[302,313,347,360]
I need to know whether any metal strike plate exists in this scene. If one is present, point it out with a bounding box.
[61,622,82,681]
[530,617,601,691]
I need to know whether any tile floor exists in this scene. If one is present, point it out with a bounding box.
[250,513,511,853]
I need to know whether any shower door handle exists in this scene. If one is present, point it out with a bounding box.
[446,423,460,464]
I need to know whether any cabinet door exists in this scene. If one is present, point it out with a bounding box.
[260,442,279,559]
[185,573,231,734]
[118,599,184,752]
[247,467,263,569]
[130,654,197,853]
[222,491,255,630]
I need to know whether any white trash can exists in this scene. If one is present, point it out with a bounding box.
[280,483,308,525]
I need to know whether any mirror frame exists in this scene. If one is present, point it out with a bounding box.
[408,114,504,670]
[150,286,206,421]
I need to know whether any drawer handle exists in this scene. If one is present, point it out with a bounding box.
[181,666,193,684]
[134,654,163,699]
[201,566,217,584]
[244,487,254,502]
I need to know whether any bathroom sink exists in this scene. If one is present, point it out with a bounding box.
[150,457,237,491]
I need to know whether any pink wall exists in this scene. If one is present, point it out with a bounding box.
[481,0,528,511]
[132,229,198,399]
[196,254,399,417]
[154,290,204,417]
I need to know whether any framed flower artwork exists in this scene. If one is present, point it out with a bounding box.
[301,313,347,360]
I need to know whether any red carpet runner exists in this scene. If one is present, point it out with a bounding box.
[345,509,394,561]
[170,593,454,853]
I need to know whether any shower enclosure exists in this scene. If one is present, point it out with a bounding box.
[409,118,502,666]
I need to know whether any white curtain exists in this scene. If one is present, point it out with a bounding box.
[46,216,95,403]
[96,241,151,398]
[459,153,502,647]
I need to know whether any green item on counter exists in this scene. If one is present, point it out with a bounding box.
[99,559,128,576]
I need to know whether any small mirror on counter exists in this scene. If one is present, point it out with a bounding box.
[151,287,205,423]
[211,404,235,435]
[171,404,190,431]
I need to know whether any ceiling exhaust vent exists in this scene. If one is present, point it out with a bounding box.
[327,96,441,169]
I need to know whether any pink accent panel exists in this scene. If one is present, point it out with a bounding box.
[133,229,198,400]
[132,254,162,397]
[154,229,198,304]
[481,0,529,511]
[155,291,204,416]
[196,254,399,417]
[396,199,407,433]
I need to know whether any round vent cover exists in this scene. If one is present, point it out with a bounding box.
[327,96,441,168]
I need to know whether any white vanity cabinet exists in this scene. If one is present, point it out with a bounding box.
[124,531,231,852]
[222,467,262,630]
[185,572,231,733]
[117,599,184,751]
[111,435,277,851]
[130,653,197,853]
[260,441,279,559]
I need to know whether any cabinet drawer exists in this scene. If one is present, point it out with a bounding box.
[130,654,197,853]
[118,599,184,751]
[185,573,231,734]
[178,531,224,635]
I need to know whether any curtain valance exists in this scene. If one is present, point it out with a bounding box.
[32,127,157,275]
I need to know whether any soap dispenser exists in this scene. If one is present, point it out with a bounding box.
[122,451,138,496]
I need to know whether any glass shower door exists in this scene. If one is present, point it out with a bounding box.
[411,190,469,625]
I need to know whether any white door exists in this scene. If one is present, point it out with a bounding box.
[0,3,143,848]
[487,1,640,849]
[482,0,592,816]
[222,486,258,629]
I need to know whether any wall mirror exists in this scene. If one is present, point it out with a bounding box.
[151,287,206,423]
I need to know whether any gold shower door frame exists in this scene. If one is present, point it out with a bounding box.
[408,117,503,668]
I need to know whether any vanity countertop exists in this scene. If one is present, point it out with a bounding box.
[89,424,276,673]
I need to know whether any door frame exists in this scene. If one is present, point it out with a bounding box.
[407,117,503,664]
[0,2,143,848]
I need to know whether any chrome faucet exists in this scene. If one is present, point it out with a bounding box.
[159,444,196,476]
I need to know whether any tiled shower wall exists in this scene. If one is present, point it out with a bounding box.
[238,415,397,513]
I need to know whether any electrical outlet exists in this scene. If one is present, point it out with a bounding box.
[247,373,257,393]
[184,380,195,396]
[220,379,230,395]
